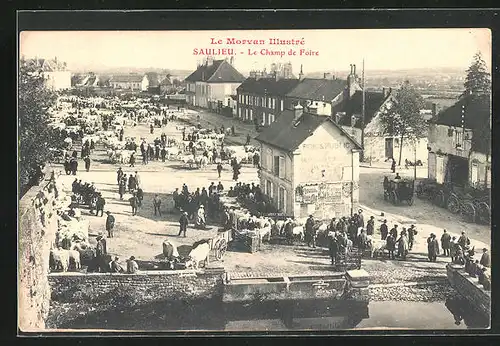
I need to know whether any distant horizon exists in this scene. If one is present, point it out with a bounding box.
[20,29,491,73]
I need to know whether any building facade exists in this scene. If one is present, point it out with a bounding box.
[236,77,300,125]
[256,104,362,219]
[427,94,491,189]
[109,74,144,90]
[185,57,245,110]
[284,65,362,117]
[24,57,71,91]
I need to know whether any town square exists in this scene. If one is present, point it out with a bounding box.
[18,28,491,332]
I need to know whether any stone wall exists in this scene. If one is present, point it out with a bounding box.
[446,264,491,319]
[48,268,225,304]
[18,178,60,331]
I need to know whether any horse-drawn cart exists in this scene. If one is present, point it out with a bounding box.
[383,178,415,206]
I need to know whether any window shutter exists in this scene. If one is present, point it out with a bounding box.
[279,156,285,179]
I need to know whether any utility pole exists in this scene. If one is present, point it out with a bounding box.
[360,59,366,162]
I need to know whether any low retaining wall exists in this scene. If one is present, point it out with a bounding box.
[48,267,225,304]
[446,264,491,318]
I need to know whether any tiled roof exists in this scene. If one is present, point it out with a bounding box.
[110,74,144,83]
[185,60,245,83]
[333,90,390,127]
[236,78,301,96]
[255,109,362,152]
[431,94,491,154]
[24,58,68,72]
[286,78,347,101]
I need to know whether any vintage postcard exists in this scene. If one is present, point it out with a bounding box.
[18,27,491,332]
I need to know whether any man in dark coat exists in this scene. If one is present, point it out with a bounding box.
[356,209,365,228]
[129,193,139,216]
[380,219,388,240]
[119,176,126,200]
[328,233,338,265]
[357,229,368,251]
[427,233,439,262]
[117,167,124,185]
[84,156,91,172]
[391,158,396,173]
[389,224,398,240]
[217,162,223,178]
[440,229,451,257]
[178,211,189,237]
[366,216,375,236]
[128,174,137,192]
[105,211,115,238]
[305,215,316,248]
[480,248,490,268]
[136,187,144,207]
[173,188,180,210]
[161,146,167,162]
[96,193,106,217]
[458,231,470,249]
[408,224,417,251]
[386,234,396,259]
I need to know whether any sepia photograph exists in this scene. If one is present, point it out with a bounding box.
[18,27,491,332]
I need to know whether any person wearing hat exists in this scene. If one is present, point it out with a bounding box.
[366,216,375,236]
[305,214,316,248]
[129,192,139,216]
[178,211,189,237]
[153,194,162,217]
[389,224,398,240]
[356,209,365,229]
[126,256,139,274]
[407,225,417,251]
[427,233,439,262]
[96,192,106,217]
[440,229,451,257]
[95,235,107,259]
[480,248,490,268]
[116,167,124,185]
[105,211,115,238]
[110,256,124,273]
[458,231,470,250]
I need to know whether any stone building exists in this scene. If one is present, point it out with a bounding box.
[109,74,144,90]
[185,56,245,111]
[24,57,71,91]
[255,104,362,219]
[284,64,362,117]
[236,76,300,125]
[427,94,491,189]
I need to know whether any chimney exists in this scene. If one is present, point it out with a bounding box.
[298,64,304,80]
[293,103,303,121]
[350,64,353,74]
[353,64,356,76]
[308,104,318,115]
[431,103,437,117]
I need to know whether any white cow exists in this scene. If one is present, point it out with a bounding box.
[180,154,196,168]
[367,237,387,258]
[185,241,210,269]
[165,147,181,160]
[50,248,70,272]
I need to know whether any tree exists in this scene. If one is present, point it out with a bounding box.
[462,52,490,98]
[379,80,426,166]
[19,59,60,197]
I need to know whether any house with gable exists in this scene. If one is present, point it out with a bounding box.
[24,57,71,90]
[185,56,245,110]
[284,64,363,117]
[109,74,143,90]
[255,103,362,219]
[427,94,491,189]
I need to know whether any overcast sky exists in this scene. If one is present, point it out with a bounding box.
[20,29,491,73]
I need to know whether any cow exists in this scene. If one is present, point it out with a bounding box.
[165,147,181,160]
[367,237,387,258]
[180,154,196,168]
[49,248,70,272]
[68,249,81,270]
[185,240,210,270]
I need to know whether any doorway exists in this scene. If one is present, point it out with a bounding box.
[385,138,393,159]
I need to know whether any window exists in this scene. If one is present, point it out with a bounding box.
[273,155,285,178]
[274,156,280,176]
[249,109,253,121]
[266,180,273,198]
[455,130,463,149]
[471,164,479,184]
[280,99,284,111]
[269,113,275,124]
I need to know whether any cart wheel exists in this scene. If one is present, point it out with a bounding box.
[215,239,227,261]
[407,196,414,206]
[477,202,491,224]
[433,190,445,208]
[461,202,476,223]
[446,195,460,214]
